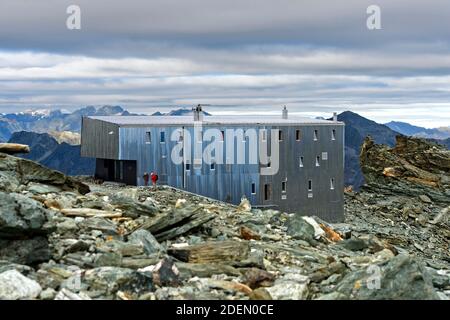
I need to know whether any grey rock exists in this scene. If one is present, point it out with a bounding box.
[419,195,432,203]
[339,238,368,251]
[83,267,153,295]
[40,288,57,300]
[0,270,42,300]
[94,252,123,267]
[79,217,118,235]
[151,258,181,287]
[98,239,144,257]
[110,194,159,218]
[57,219,78,233]
[54,288,91,300]
[27,182,61,194]
[0,237,50,265]
[285,216,316,244]
[0,192,49,238]
[128,229,163,255]
[334,254,440,299]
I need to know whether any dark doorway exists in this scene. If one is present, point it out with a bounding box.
[95,159,137,185]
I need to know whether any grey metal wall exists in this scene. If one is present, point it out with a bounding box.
[118,125,261,205]
[80,117,119,159]
[82,119,344,222]
[258,125,344,222]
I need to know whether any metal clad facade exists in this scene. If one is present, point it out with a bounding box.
[80,117,119,159]
[81,116,344,222]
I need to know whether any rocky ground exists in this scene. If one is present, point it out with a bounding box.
[0,136,448,300]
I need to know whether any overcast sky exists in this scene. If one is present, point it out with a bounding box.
[0,0,449,127]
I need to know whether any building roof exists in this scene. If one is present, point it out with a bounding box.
[87,115,344,126]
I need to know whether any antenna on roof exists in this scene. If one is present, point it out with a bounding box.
[192,104,210,121]
[282,105,288,119]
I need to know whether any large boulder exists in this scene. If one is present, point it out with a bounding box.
[127,229,164,255]
[285,216,317,244]
[360,136,450,203]
[0,152,89,194]
[0,270,42,300]
[0,237,51,265]
[331,254,440,300]
[0,192,49,238]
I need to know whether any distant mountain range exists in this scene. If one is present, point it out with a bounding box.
[2,106,448,189]
[8,131,95,176]
[0,105,137,142]
[152,108,211,116]
[385,121,450,140]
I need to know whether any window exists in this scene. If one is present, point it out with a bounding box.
[332,129,336,141]
[330,178,335,190]
[210,162,215,171]
[313,130,318,141]
[251,183,256,194]
[281,180,287,193]
[145,132,151,144]
[267,161,271,168]
[299,156,304,167]
[160,131,165,143]
[185,163,191,171]
[261,129,267,141]
[296,129,301,141]
[308,180,313,191]
[315,156,320,167]
[278,130,283,141]
[178,130,183,142]
[322,152,328,160]
[264,184,271,200]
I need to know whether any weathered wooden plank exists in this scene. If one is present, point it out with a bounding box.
[168,240,250,263]
[61,208,122,218]
[0,143,30,154]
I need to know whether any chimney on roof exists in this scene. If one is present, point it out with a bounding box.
[282,105,288,119]
[333,112,338,122]
[193,104,203,122]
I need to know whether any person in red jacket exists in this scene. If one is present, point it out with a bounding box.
[150,171,158,186]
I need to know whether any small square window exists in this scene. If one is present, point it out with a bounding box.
[332,129,336,141]
[210,162,215,170]
[322,152,328,160]
[281,181,287,193]
[251,183,256,194]
[313,130,318,141]
[296,129,301,141]
[308,180,312,191]
[185,163,191,171]
[160,131,165,143]
[299,156,304,167]
[315,156,320,167]
[145,132,151,144]
[330,178,335,190]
